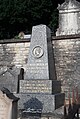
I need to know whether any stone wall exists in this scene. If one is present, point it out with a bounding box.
[53,35,80,98]
[0,39,30,68]
[0,36,80,98]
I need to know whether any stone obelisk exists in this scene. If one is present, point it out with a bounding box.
[24,25,57,80]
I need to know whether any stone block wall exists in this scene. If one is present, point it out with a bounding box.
[0,39,30,68]
[53,35,80,98]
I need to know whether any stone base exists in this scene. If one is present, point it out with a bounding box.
[15,93,65,117]
[19,80,61,94]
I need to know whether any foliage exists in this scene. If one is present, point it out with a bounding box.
[0,0,64,39]
[49,9,59,33]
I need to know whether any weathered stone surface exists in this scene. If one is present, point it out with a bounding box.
[0,42,30,68]
[0,67,18,93]
[53,37,80,98]
[24,25,56,80]
[56,0,80,36]
[16,25,64,119]
[0,88,19,119]
[15,93,65,114]
[20,80,61,94]
[18,106,64,119]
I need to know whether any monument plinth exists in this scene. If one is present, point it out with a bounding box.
[18,25,64,117]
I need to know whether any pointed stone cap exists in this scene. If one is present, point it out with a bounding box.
[58,0,80,10]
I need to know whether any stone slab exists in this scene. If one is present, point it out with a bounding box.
[15,93,65,116]
[19,80,61,94]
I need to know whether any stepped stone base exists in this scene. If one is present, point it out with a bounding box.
[20,80,61,94]
[15,93,65,117]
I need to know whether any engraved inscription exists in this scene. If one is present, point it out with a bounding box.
[20,80,52,94]
[26,63,49,79]
[26,64,48,73]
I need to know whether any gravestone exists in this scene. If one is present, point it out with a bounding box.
[0,67,18,93]
[17,25,65,118]
[56,0,80,36]
[0,88,19,119]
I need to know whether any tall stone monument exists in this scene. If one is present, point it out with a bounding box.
[18,25,64,118]
[24,25,56,80]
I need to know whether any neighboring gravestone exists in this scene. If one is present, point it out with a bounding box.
[56,0,80,36]
[0,88,19,119]
[0,67,18,93]
[18,25,64,117]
